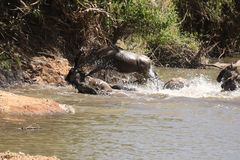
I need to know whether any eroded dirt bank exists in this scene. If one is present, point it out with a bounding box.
[0,56,71,88]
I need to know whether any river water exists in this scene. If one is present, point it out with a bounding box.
[0,68,240,160]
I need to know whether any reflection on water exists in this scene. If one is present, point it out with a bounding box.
[1,68,240,160]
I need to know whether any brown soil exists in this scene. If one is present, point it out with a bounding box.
[0,152,59,160]
[0,90,67,115]
[29,56,71,85]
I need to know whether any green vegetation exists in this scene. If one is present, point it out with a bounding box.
[94,0,199,52]
[176,0,240,58]
[0,0,239,69]
[0,44,22,70]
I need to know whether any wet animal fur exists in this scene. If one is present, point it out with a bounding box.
[78,46,152,78]
[217,64,240,91]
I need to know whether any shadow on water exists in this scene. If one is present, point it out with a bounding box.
[1,68,240,160]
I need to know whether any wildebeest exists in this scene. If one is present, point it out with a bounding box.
[65,72,112,95]
[217,64,240,91]
[65,46,157,94]
[78,46,152,78]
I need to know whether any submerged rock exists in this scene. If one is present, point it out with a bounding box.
[75,76,112,95]
[85,76,112,92]
[111,84,136,91]
[163,77,188,90]
[76,82,98,95]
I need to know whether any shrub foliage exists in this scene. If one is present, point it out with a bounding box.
[0,0,239,69]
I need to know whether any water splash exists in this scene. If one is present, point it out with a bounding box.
[127,75,240,99]
[148,65,157,79]
[59,104,75,114]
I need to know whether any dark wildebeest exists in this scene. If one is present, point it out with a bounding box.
[65,46,155,94]
[77,46,152,78]
[65,69,112,95]
[217,64,240,91]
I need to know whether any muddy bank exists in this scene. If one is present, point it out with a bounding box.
[0,90,73,115]
[0,151,59,160]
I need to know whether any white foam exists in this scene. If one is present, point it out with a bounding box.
[59,104,75,114]
[126,75,240,99]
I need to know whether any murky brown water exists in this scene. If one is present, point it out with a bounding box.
[1,68,240,160]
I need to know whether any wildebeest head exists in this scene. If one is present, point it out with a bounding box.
[137,55,151,75]
[65,68,86,86]
[217,64,239,82]
[221,78,237,91]
[216,64,240,91]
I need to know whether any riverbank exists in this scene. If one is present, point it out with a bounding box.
[0,55,71,88]
[0,151,59,160]
[0,55,73,116]
[0,90,72,115]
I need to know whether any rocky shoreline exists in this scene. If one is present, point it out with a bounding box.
[0,55,73,116]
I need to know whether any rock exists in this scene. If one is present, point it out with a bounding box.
[111,84,136,91]
[0,90,72,115]
[76,82,98,95]
[0,68,29,88]
[75,76,113,95]
[29,56,70,85]
[85,76,112,92]
[163,77,187,90]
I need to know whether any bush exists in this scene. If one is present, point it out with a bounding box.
[101,0,199,50]
[0,0,200,69]
[175,0,240,57]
